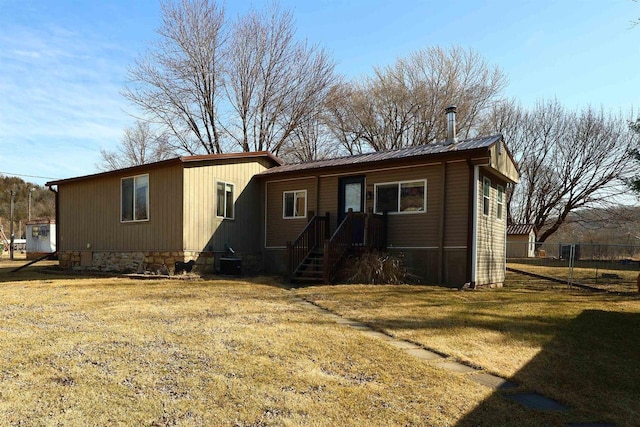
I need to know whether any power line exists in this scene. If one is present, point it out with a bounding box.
[0,171,59,181]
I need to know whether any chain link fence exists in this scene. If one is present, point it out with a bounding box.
[507,242,640,293]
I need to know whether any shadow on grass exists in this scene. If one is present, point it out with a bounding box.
[0,261,111,283]
[456,310,640,426]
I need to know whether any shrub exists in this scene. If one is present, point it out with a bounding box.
[343,250,410,285]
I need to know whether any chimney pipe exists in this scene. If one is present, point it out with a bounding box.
[445,105,457,145]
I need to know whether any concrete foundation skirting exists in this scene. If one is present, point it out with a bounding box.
[58,250,263,275]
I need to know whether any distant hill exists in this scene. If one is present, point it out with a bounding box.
[542,205,640,245]
[0,175,55,239]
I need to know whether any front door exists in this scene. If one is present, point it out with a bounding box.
[338,176,365,244]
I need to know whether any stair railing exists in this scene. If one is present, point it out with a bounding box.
[322,210,354,284]
[323,209,388,284]
[286,211,330,278]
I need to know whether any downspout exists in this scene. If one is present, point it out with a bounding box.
[438,161,446,285]
[47,184,59,257]
[471,165,479,286]
[466,159,477,286]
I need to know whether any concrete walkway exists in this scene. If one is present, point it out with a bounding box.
[293,296,616,427]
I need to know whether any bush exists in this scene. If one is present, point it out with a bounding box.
[343,250,410,285]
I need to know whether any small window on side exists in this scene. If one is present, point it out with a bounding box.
[483,178,491,217]
[283,190,307,218]
[216,181,234,219]
[497,185,504,220]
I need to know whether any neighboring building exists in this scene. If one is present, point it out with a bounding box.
[506,224,536,258]
[26,219,56,259]
[47,110,519,287]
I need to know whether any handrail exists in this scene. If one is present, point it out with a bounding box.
[322,209,388,284]
[286,212,330,278]
[322,212,353,284]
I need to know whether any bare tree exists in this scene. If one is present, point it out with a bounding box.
[485,99,639,242]
[223,4,335,154]
[123,0,226,154]
[326,46,507,153]
[628,118,640,194]
[124,0,336,157]
[98,120,174,171]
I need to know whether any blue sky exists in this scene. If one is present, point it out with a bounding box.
[1,0,638,185]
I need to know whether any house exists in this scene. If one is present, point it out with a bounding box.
[506,224,537,258]
[46,152,282,273]
[26,219,56,259]
[46,108,519,287]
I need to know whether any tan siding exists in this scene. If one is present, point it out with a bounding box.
[490,142,519,183]
[364,165,440,248]
[318,175,338,234]
[507,234,531,258]
[265,177,317,247]
[57,164,183,251]
[475,170,507,285]
[444,162,469,247]
[183,159,270,253]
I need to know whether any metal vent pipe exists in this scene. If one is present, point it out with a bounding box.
[445,105,457,145]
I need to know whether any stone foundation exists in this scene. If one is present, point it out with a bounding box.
[58,250,261,275]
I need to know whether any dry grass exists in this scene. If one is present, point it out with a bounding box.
[509,261,640,293]
[0,260,553,426]
[296,273,640,427]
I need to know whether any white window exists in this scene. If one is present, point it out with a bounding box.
[374,180,426,214]
[483,177,491,216]
[216,181,234,219]
[121,174,149,222]
[497,185,504,220]
[283,190,307,218]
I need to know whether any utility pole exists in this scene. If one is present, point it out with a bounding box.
[10,189,15,260]
[28,188,35,221]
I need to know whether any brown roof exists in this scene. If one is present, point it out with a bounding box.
[258,134,503,176]
[507,224,536,235]
[46,151,283,186]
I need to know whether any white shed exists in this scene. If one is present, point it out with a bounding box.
[26,219,56,259]
[506,224,536,258]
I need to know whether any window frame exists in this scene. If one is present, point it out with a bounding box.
[121,174,150,223]
[373,179,427,215]
[216,180,235,220]
[482,177,491,217]
[282,190,307,219]
[496,185,504,220]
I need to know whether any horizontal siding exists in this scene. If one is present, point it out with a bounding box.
[183,159,270,253]
[364,165,441,248]
[265,177,317,247]
[57,164,183,252]
[475,170,507,285]
[444,162,469,247]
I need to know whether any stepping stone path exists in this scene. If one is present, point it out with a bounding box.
[293,296,617,426]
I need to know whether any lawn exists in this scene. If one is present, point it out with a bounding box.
[296,271,640,426]
[1,261,638,426]
[508,260,639,293]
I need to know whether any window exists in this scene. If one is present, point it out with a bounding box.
[121,174,149,222]
[482,177,491,216]
[497,185,504,219]
[216,181,234,219]
[374,180,426,214]
[283,190,307,218]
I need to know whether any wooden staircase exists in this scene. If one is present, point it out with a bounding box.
[287,209,388,286]
[290,247,324,285]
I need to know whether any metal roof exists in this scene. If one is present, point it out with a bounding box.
[507,224,536,235]
[258,134,502,176]
[46,151,283,186]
